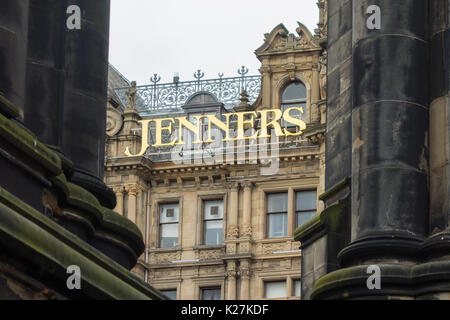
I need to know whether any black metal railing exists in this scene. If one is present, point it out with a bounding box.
[114,67,261,114]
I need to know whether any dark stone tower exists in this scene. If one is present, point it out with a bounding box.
[0,1,163,299]
[23,0,115,208]
[0,1,29,120]
[297,0,450,299]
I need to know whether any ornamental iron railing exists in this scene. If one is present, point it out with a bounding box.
[114,66,261,115]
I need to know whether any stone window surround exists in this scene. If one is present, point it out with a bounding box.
[194,277,226,300]
[260,275,301,300]
[274,74,312,124]
[154,196,184,250]
[196,192,228,247]
[153,282,182,300]
[261,186,318,239]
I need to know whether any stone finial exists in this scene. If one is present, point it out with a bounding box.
[126,81,137,109]
[235,90,250,112]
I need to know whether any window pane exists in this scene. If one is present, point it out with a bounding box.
[160,203,179,223]
[267,193,288,213]
[282,82,306,102]
[268,213,287,238]
[281,103,306,125]
[296,191,317,211]
[202,287,221,300]
[204,200,223,220]
[161,289,177,300]
[297,211,316,228]
[205,220,223,245]
[160,223,178,248]
[265,281,286,298]
[294,280,301,297]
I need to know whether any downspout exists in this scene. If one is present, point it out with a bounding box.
[144,182,151,282]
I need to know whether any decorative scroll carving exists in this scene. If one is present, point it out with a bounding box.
[106,106,123,137]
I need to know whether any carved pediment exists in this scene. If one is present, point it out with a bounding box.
[255,22,320,56]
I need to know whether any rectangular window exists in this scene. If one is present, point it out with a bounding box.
[159,203,179,248]
[201,287,221,300]
[161,289,177,300]
[293,280,301,297]
[264,281,287,299]
[204,200,223,245]
[296,190,317,228]
[267,193,288,238]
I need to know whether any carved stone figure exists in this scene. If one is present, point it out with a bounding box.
[319,50,327,100]
[126,81,137,109]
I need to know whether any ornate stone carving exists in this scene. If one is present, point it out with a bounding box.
[255,23,320,57]
[226,262,237,279]
[227,225,239,239]
[240,224,253,238]
[106,106,123,137]
[254,241,295,255]
[226,243,237,254]
[319,50,327,100]
[150,251,181,264]
[199,249,224,260]
[238,266,250,280]
[125,185,138,196]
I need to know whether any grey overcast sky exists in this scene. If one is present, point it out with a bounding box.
[109,0,319,85]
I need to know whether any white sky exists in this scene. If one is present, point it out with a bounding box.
[109,0,319,85]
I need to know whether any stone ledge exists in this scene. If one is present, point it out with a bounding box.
[0,94,21,119]
[0,196,165,300]
[0,112,62,176]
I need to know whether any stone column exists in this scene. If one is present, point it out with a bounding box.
[227,183,239,239]
[127,185,137,224]
[260,63,271,108]
[24,0,66,146]
[61,0,115,209]
[0,0,29,119]
[239,259,250,300]
[287,187,295,237]
[341,0,429,265]
[429,0,450,235]
[226,260,237,300]
[241,182,253,238]
[114,186,124,215]
[312,61,320,103]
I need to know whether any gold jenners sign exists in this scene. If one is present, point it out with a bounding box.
[125,107,306,157]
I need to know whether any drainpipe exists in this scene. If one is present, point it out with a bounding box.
[144,182,151,282]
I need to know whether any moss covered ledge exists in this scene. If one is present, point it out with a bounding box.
[295,200,348,244]
[0,94,21,119]
[0,111,62,176]
[0,187,164,299]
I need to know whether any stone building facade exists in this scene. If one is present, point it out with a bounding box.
[105,2,328,300]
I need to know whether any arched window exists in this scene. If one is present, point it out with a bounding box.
[281,81,307,126]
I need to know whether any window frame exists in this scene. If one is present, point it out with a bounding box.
[266,192,289,239]
[281,81,307,128]
[160,288,178,300]
[201,286,222,300]
[158,202,180,249]
[203,199,224,246]
[264,280,287,299]
[295,190,317,229]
